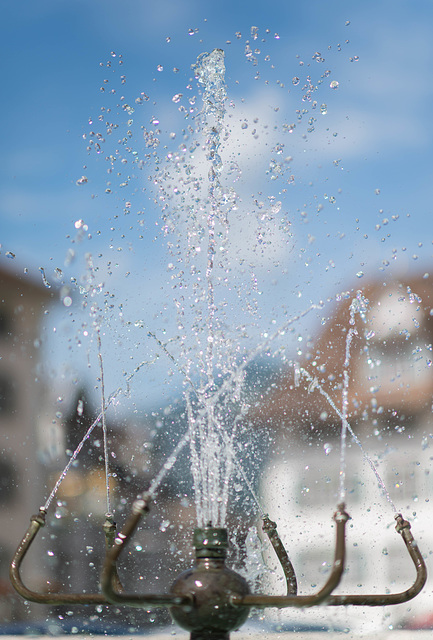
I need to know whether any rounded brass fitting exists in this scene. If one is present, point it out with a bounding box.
[169,526,250,639]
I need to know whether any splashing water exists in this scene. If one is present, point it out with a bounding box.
[96,332,112,517]
[294,289,398,512]
[299,364,397,512]
[185,50,229,526]
[39,266,51,288]
[339,291,369,501]
[45,49,243,527]
[43,354,160,511]
[42,46,401,535]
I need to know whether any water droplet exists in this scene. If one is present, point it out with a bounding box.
[5,251,15,259]
[172,93,183,103]
[159,519,170,532]
[330,80,339,90]
[292,77,300,85]
[324,442,332,456]
[157,64,163,72]
[421,436,430,450]
[312,51,325,63]
[308,377,318,392]
[356,271,364,278]
[39,267,51,289]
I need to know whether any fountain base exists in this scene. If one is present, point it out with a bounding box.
[169,527,250,639]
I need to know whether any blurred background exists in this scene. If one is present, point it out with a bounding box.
[1,0,433,634]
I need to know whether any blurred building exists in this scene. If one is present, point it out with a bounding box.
[0,263,52,621]
[255,274,433,632]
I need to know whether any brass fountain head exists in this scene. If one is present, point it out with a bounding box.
[169,526,250,640]
[10,494,427,639]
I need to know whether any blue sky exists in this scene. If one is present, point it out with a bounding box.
[1,0,433,411]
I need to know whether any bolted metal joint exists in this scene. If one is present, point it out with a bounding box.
[333,503,350,525]
[395,513,411,535]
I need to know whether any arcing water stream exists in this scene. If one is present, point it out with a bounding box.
[43,50,399,536]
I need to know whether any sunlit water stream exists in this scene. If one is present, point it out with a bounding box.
[46,47,397,556]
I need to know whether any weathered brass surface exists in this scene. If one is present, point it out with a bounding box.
[10,496,427,640]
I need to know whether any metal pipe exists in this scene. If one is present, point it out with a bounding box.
[102,514,124,593]
[326,513,427,606]
[262,515,297,595]
[232,503,349,609]
[100,494,193,608]
[11,498,427,631]
[10,509,110,605]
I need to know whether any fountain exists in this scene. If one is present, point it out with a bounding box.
[9,493,427,638]
[9,48,427,638]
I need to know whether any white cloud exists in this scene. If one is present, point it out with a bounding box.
[301,106,427,160]
[145,89,295,274]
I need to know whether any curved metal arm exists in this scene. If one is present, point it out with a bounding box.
[262,515,297,595]
[101,494,192,608]
[326,513,427,606]
[10,508,116,605]
[232,503,349,609]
